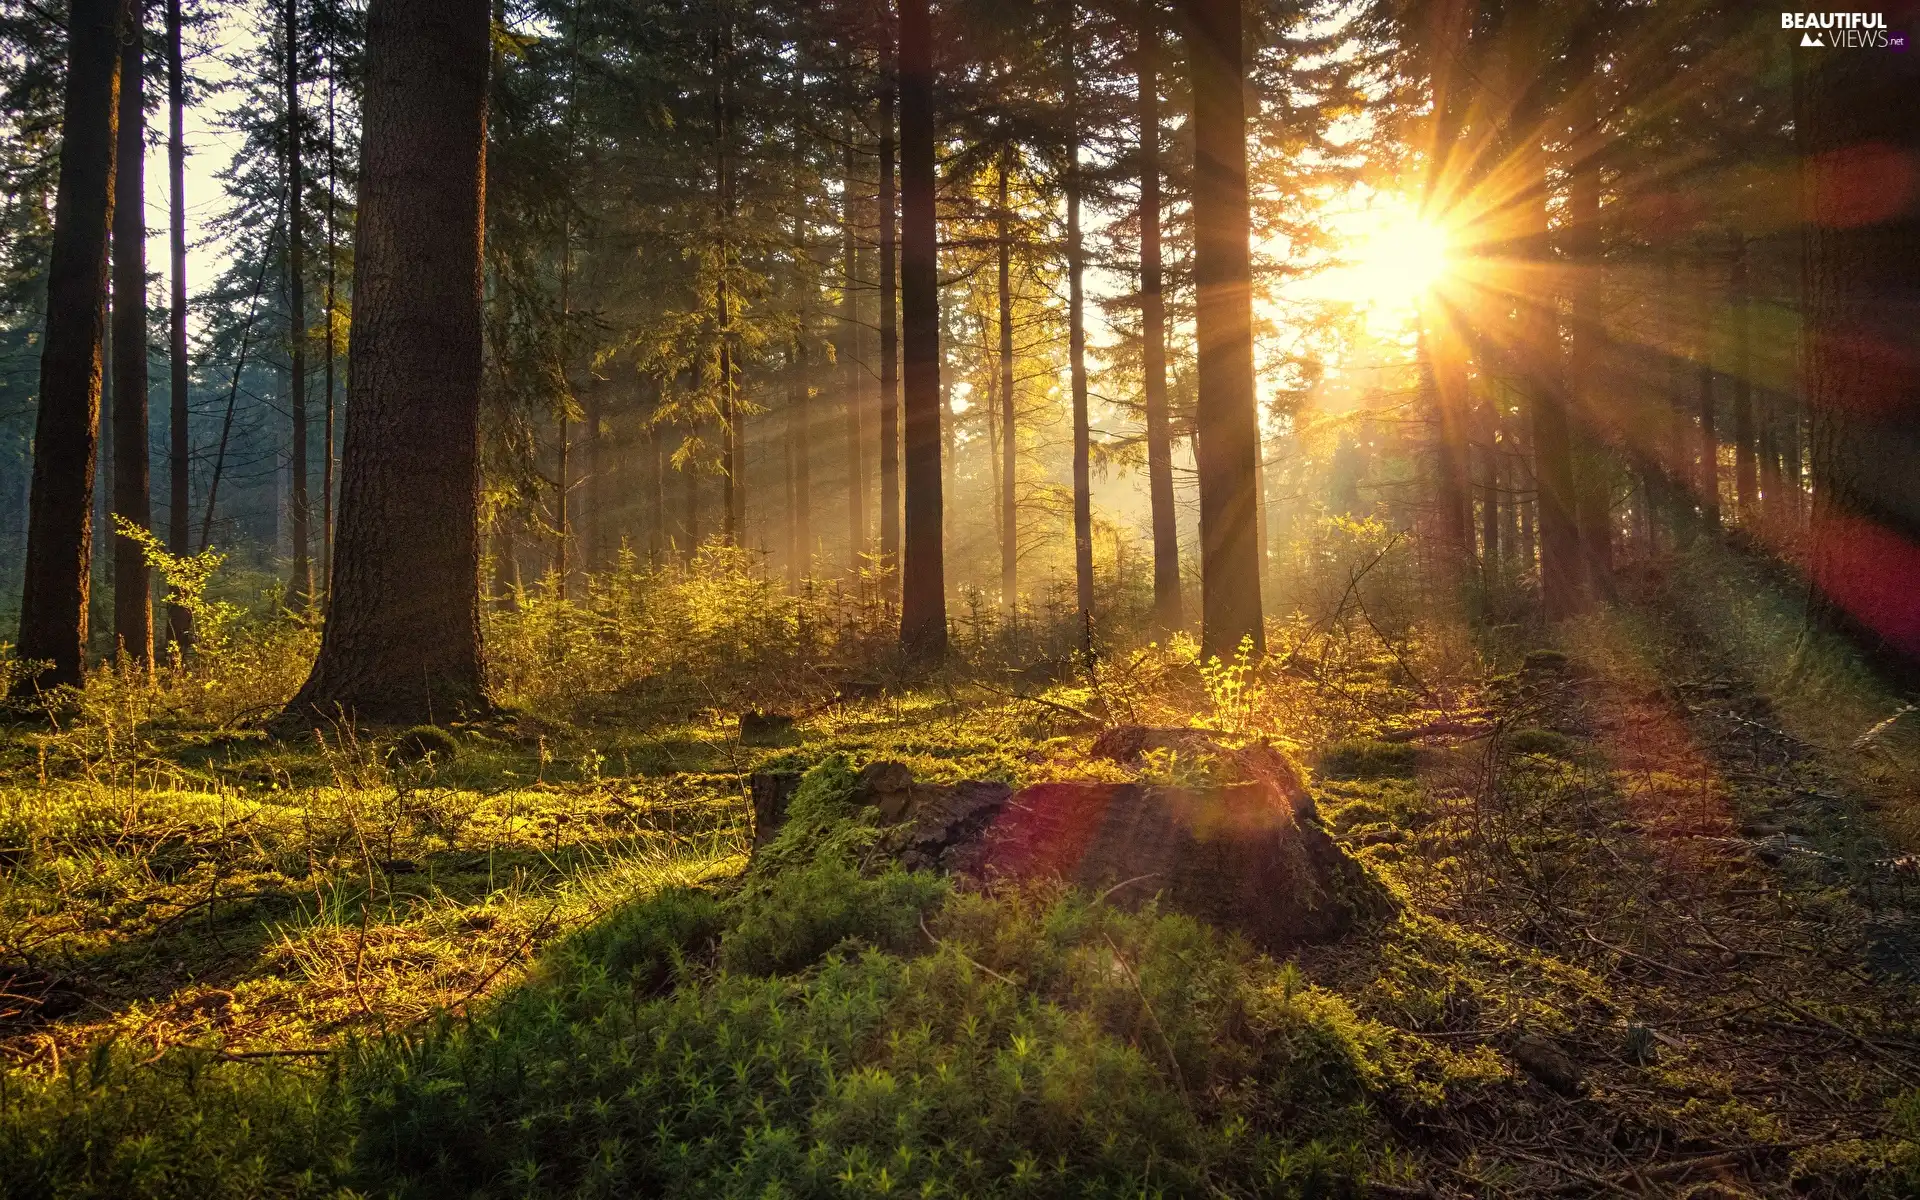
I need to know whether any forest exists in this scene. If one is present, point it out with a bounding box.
[0,0,1918,1195]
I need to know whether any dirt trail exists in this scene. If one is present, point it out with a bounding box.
[1312,606,1920,1197]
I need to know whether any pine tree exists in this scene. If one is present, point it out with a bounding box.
[19,0,131,689]
[287,0,491,722]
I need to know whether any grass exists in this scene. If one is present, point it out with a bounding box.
[3,541,1919,1197]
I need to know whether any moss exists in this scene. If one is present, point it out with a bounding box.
[1503,727,1583,761]
[1316,739,1418,781]
[384,724,458,768]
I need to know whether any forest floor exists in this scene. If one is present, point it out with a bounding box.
[0,541,1917,1197]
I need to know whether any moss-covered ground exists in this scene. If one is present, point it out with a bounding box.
[2,542,1917,1197]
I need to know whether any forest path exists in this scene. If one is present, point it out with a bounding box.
[1307,566,1920,1196]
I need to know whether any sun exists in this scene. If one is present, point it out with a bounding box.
[1347,212,1453,308]
[1294,199,1456,333]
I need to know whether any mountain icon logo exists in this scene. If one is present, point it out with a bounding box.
[1801,31,1825,46]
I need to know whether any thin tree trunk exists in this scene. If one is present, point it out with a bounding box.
[112,17,151,667]
[997,149,1016,614]
[322,28,338,604]
[1565,56,1610,597]
[165,0,191,650]
[715,11,741,545]
[19,0,128,689]
[201,235,275,552]
[878,42,900,573]
[1423,307,1472,576]
[1729,231,1756,524]
[1480,395,1501,591]
[1507,0,1579,619]
[1066,77,1093,659]
[583,376,601,572]
[1138,2,1178,631]
[788,338,811,583]
[287,0,492,723]
[1183,0,1263,660]
[1697,244,1721,529]
[897,0,944,659]
[286,0,311,609]
[841,136,867,570]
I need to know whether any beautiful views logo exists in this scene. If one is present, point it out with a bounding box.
[1782,11,1901,48]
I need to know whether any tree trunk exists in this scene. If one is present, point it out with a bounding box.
[841,135,867,571]
[1696,245,1720,529]
[715,13,740,547]
[1729,231,1756,525]
[1183,0,1263,660]
[1797,14,1920,661]
[286,0,311,609]
[1505,1,1579,620]
[286,0,491,724]
[997,150,1017,614]
[878,49,900,573]
[1564,62,1610,598]
[19,0,129,689]
[788,337,811,584]
[112,18,151,668]
[897,0,944,660]
[583,375,601,572]
[1067,85,1093,659]
[1479,393,1501,591]
[1138,4,1178,632]
[322,32,338,607]
[165,0,191,650]
[1422,307,1472,578]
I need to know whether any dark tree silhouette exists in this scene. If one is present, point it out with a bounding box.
[165,0,191,650]
[18,0,131,689]
[878,25,900,573]
[286,0,491,722]
[897,0,944,659]
[286,0,312,607]
[1138,0,1178,632]
[112,11,152,667]
[1183,0,1262,660]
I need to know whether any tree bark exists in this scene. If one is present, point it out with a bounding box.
[997,149,1016,614]
[841,135,867,570]
[878,40,900,573]
[1182,0,1263,660]
[1729,231,1756,524]
[1696,244,1720,529]
[1506,0,1579,619]
[112,16,152,668]
[714,11,740,546]
[897,0,944,660]
[286,0,491,723]
[788,338,811,584]
[19,0,129,689]
[1564,58,1610,598]
[165,0,191,650]
[322,30,338,606]
[1138,2,1178,632]
[1066,50,1093,659]
[582,375,601,572]
[285,0,311,608]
